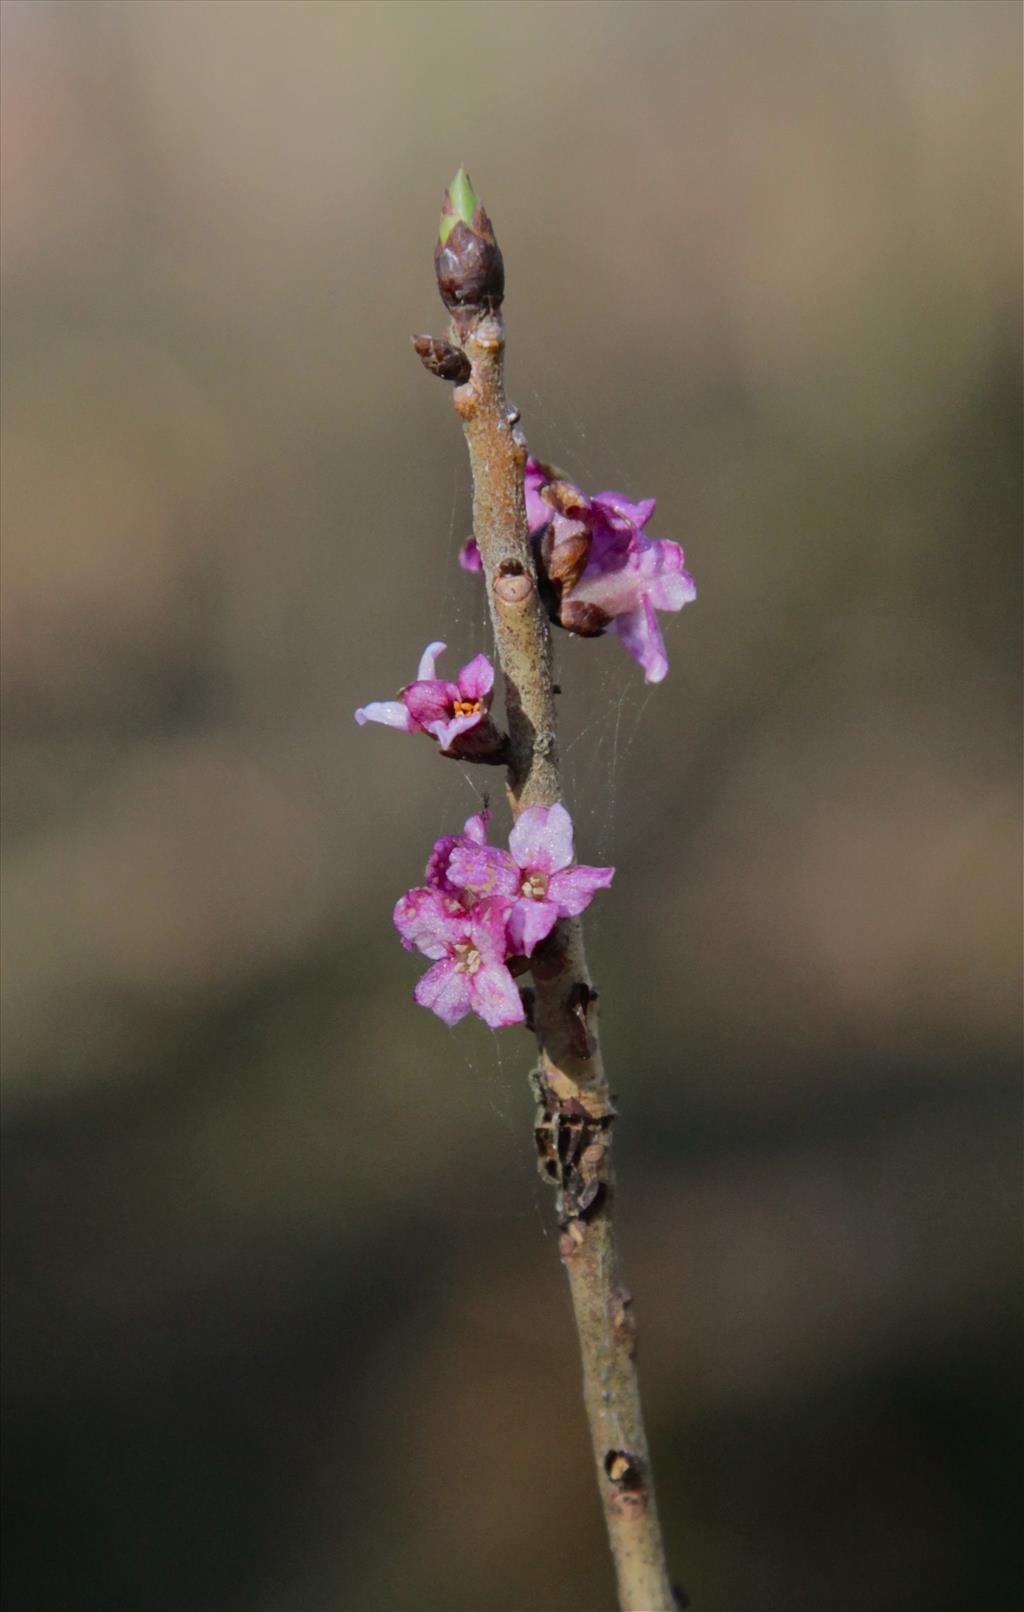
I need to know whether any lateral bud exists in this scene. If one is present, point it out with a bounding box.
[434,167,505,331]
[493,564,534,607]
[411,334,472,384]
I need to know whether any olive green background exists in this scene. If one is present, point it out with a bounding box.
[2,3,1020,1609]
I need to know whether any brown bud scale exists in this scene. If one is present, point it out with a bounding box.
[560,599,612,638]
[434,212,505,321]
[412,334,471,384]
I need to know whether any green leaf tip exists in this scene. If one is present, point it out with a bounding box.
[439,167,479,245]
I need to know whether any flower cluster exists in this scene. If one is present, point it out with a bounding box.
[355,641,505,761]
[460,456,696,684]
[393,804,613,1027]
[355,433,690,1026]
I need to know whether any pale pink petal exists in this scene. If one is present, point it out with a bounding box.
[509,802,576,875]
[415,958,472,1025]
[570,548,644,618]
[548,863,615,918]
[403,678,460,728]
[429,710,483,752]
[393,887,467,957]
[469,961,525,1028]
[570,559,637,618]
[457,654,494,703]
[469,896,517,964]
[354,701,416,732]
[613,597,669,684]
[634,539,696,612]
[417,641,447,680]
[507,896,559,957]
[463,811,490,845]
[446,845,519,900]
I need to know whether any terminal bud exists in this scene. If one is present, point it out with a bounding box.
[434,167,505,331]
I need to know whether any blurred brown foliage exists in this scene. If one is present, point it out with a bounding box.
[2,3,1021,1610]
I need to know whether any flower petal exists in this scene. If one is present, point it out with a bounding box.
[456,653,494,703]
[354,701,416,731]
[509,802,576,874]
[429,710,483,752]
[613,597,669,683]
[585,517,633,571]
[593,491,656,531]
[427,812,493,891]
[458,538,483,573]
[417,641,447,680]
[524,457,554,532]
[468,896,518,964]
[463,811,490,845]
[507,896,559,957]
[548,863,615,917]
[403,678,460,729]
[633,538,696,612]
[415,958,472,1025]
[393,886,466,957]
[469,960,526,1028]
[425,835,462,894]
[447,844,519,901]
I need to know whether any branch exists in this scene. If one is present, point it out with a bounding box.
[424,172,677,1612]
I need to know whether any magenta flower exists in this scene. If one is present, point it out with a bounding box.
[564,492,696,685]
[355,641,504,756]
[458,536,483,573]
[460,459,696,684]
[446,802,614,957]
[533,463,695,685]
[393,886,524,1028]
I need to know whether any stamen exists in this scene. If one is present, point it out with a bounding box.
[521,871,549,901]
[453,940,483,975]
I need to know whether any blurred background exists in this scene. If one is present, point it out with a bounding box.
[2,3,1021,1609]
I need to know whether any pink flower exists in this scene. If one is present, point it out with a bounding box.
[565,496,696,684]
[460,460,696,684]
[534,465,696,686]
[393,886,524,1028]
[355,642,504,757]
[446,802,614,957]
